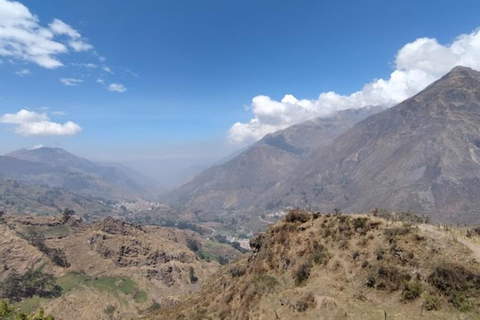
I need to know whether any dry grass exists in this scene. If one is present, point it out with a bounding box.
[150,211,480,320]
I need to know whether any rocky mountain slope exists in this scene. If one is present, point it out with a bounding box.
[0,177,113,217]
[259,66,480,224]
[168,107,382,212]
[152,210,480,320]
[2,147,158,201]
[0,215,241,320]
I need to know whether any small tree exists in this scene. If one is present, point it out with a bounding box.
[62,209,75,224]
[186,239,199,252]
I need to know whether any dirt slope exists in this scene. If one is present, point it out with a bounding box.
[151,211,480,320]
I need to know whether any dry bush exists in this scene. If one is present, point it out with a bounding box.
[423,293,441,311]
[285,210,311,224]
[294,262,312,286]
[428,263,480,311]
[372,208,430,224]
[230,265,247,278]
[402,280,423,301]
[295,292,316,312]
[376,265,411,291]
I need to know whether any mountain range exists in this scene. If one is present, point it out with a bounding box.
[167,106,383,212]
[1,147,159,201]
[169,66,480,224]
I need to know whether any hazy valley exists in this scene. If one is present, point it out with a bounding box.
[2,2,480,319]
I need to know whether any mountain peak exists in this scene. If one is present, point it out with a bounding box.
[449,65,477,74]
[406,65,480,110]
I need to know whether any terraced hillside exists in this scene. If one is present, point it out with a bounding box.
[0,215,241,320]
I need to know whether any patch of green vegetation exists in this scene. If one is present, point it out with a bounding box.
[2,300,55,320]
[133,291,148,303]
[42,225,71,238]
[56,272,89,293]
[118,278,137,295]
[87,276,118,292]
[15,296,45,314]
[57,273,147,305]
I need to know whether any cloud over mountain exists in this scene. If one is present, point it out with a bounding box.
[0,109,82,136]
[229,28,480,145]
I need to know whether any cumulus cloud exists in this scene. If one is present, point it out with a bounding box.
[108,83,127,93]
[0,0,92,68]
[60,78,83,86]
[228,28,480,145]
[0,109,82,136]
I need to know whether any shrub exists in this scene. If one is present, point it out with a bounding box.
[295,292,316,312]
[217,256,229,265]
[365,273,376,288]
[189,267,198,284]
[428,263,480,310]
[230,265,247,278]
[423,293,440,311]
[294,262,312,286]
[104,305,116,315]
[377,265,411,291]
[312,250,331,265]
[285,210,311,224]
[0,270,62,302]
[402,280,423,301]
[353,217,368,231]
[186,239,199,252]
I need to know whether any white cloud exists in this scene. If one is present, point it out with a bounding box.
[69,40,93,52]
[14,68,30,76]
[72,62,97,69]
[60,78,83,86]
[96,78,105,85]
[228,28,480,145]
[0,0,92,68]
[31,144,43,150]
[0,109,82,136]
[102,66,113,73]
[0,109,47,123]
[108,83,127,93]
[48,18,80,39]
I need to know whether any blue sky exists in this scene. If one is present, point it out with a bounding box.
[1,0,480,184]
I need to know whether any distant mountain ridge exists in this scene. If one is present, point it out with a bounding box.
[169,66,480,224]
[167,106,383,211]
[256,66,480,223]
[2,147,159,201]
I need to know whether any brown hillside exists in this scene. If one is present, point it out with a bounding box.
[151,210,480,320]
[0,215,241,320]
